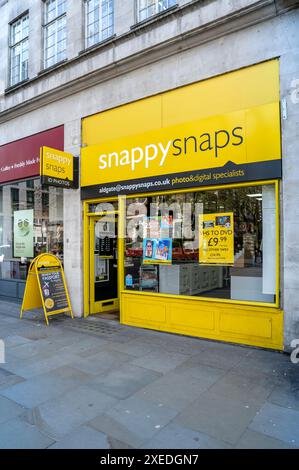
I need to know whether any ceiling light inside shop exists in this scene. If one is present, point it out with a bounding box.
[246,193,262,198]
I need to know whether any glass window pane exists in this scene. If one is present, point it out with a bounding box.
[124,184,277,304]
[138,0,176,21]
[44,9,66,68]
[0,181,64,281]
[85,0,113,48]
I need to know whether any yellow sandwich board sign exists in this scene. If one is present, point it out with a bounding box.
[199,212,234,265]
[20,253,74,325]
[40,146,78,189]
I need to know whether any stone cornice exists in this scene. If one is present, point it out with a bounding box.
[0,0,297,124]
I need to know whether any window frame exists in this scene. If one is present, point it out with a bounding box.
[9,12,29,87]
[83,179,280,310]
[84,0,114,50]
[43,0,67,70]
[136,0,177,23]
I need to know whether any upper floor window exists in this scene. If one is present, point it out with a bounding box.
[85,0,114,49]
[44,0,67,69]
[137,0,177,22]
[10,13,29,86]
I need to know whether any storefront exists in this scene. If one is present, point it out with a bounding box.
[0,127,64,300]
[81,59,283,350]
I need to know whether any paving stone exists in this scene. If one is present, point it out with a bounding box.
[90,364,162,399]
[0,373,25,391]
[48,425,110,449]
[4,335,33,348]
[135,370,217,411]
[93,395,178,447]
[207,371,275,406]
[199,339,251,353]
[0,395,25,424]
[235,429,299,449]
[106,338,156,357]
[175,389,262,445]
[268,382,299,410]
[59,336,110,357]
[70,350,135,376]
[185,347,246,370]
[36,385,118,440]
[0,372,80,408]
[173,362,227,382]
[3,352,77,379]
[0,417,54,449]
[231,354,297,383]
[44,329,88,344]
[131,350,189,374]
[47,365,93,384]
[249,402,299,447]
[89,413,144,448]
[143,422,232,449]
[9,339,62,360]
[0,301,299,449]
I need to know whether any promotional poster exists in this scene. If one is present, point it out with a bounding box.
[143,238,172,264]
[199,212,234,264]
[13,209,34,258]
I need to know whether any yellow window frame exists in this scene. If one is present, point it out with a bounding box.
[83,179,280,317]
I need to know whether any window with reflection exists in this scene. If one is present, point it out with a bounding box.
[137,0,177,22]
[0,179,63,281]
[124,184,277,304]
[85,0,114,48]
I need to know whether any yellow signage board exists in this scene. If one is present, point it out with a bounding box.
[81,60,281,198]
[40,146,76,188]
[20,253,74,325]
[199,212,234,265]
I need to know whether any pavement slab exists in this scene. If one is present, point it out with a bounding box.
[89,363,162,399]
[48,425,111,449]
[69,349,135,376]
[175,389,262,445]
[131,350,189,374]
[0,416,54,449]
[0,372,80,408]
[249,402,299,447]
[235,429,299,449]
[0,304,298,449]
[0,395,26,424]
[89,395,178,448]
[34,385,118,440]
[142,422,232,449]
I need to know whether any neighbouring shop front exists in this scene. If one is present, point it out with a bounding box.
[81,59,283,350]
[0,127,64,300]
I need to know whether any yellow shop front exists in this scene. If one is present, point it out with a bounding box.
[81,59,284,350]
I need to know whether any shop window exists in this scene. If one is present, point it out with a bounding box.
[0,180,64,281]
[84,0,114,48]
[137,0,177,22]
[43,0,67,69]
[9,12,29,86]
[124,184,278,304]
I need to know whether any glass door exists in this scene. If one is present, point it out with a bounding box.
[89,214,119,314]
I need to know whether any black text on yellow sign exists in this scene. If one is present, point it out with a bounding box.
[199,212,234,265]
[20,253,74,326]
[40,146,78,189]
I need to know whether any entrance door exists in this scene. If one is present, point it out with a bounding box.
[89,214,118,314]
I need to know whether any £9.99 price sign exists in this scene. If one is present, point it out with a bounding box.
[199,212,234,265]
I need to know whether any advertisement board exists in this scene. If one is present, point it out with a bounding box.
[81,60,281,198]
[0,127,64,184]
[40,146,77,188]
[199,212,234,265]
[13,209,34,258]
[143,238,172,264]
